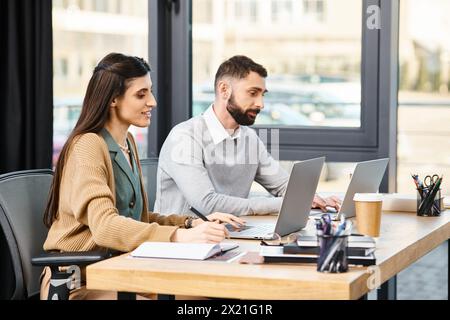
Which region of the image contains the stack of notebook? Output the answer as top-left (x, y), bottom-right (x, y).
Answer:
top-left (262, 235), bottom-right (376, 266)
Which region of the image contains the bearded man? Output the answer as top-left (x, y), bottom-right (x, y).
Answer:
top-left (154, 55), bottom-right (340, 217)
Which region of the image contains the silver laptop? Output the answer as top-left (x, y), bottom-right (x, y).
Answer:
top-left (310, 158), bottom-right (389, 219)
top-left (228, 157), bottom-right (325, 239)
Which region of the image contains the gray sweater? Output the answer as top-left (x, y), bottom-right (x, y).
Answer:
top-left (154, 107), bottom-right (289, 216)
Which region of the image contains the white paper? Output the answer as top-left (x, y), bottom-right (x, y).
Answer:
top-left (131, 242), bottom-right (238, 260)
top-left (382, 193), bottom-right (416, 212)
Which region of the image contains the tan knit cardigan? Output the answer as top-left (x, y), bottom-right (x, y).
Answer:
top-left (43, 132), bottom-right (188, 253)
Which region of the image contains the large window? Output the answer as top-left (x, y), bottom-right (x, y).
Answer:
top-left (190, 0), bottom-right (382, 192)
top-left (397, 0), bottom-right (450, 194)
top-left (150, 0), bottom-right (396, 192)
top-left (52, 0), bottom-right (148, 166)
top-left (192, 0), bottom-right (362, 128)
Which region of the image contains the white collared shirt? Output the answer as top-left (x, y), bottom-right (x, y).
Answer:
top-left (202, 105), bottom-right (241, 145)
top-left (155, 104), bottom-right (289, 217)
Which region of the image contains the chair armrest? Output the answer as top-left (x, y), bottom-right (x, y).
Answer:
top-left (31, 251), bottom-right (110, 267)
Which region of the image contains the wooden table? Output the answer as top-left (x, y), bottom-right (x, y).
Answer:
top-left (86, 211), bottom-right (450, 300)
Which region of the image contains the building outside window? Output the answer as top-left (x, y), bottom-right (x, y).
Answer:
top-left (397, 0), bottom-right (450, 195)
top-left (271, 0), bottom-right (294, 24)
top-left (52, 0), bottom-right (148, 166)
top-left (192, 0), bottom-right (362, 192)
top-left (232, 0), bottom-right (259, 24)
top-left (303, 0), bottom-right (325, 22)
top-left (193, 0), bottom-right (361, 129)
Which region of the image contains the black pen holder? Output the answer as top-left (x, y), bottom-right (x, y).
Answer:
top-left (317, 235), bottom-right (348, 273)
top-left (417, 188), bottom-right (442, 217)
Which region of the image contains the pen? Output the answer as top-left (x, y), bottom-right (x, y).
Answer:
top-left (189, 206), bottom-right (209, 221)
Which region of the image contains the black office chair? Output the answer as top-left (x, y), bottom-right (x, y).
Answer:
top-left (140, 158), bottom-right (159, 211)
top-left (0, 170), bottom-right (107, 300)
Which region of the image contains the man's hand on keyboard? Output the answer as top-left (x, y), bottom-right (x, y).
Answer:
top-left (312, 194), bottom-right (342, 212)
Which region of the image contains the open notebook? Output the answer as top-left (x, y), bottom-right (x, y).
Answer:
top-left (130, 242), bottom-right (238, 260)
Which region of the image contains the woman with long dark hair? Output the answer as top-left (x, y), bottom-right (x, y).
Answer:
top-left (41, 53), bottom-right (244, 299)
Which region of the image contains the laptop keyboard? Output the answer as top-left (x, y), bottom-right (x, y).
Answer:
top-left (227, 224), bottom-right (274, 237)
top-left (226, 224), bottom-right (251, 231)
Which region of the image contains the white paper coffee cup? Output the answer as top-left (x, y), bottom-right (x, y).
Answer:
top-left (353, 193), bottom-right (383, 202)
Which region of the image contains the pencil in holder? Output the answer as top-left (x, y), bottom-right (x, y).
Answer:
top-left (317, 235), bottom-right (348, 273)
top-left (417, 188), bottom-right (442, 217)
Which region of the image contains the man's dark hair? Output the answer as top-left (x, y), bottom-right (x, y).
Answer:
top-left (214, 55), bottom-right (267, 93)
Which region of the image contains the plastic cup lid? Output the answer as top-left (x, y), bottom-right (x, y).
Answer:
top-left (353, 193), bottom-right (383, 202)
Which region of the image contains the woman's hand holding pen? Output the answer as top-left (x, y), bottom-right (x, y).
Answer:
top-left (192, 212), bottom-right (246, 229)
top-left (172, 212), bottom-right (245, 243)
top-left (172, 222), bottom-right (229, 243)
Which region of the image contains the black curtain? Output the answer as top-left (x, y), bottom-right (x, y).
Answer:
top-left (0, 0), bottom-right (53, 174)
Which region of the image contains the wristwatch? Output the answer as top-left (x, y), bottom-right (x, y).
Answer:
top-left (184, 216), bottom-right (195, 229)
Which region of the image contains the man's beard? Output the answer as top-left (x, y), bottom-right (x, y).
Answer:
top-left (226, 94), bottom-right (260, 126)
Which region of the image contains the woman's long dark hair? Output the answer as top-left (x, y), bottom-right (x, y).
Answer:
top-left (44, 53), bottom-right (151, 228)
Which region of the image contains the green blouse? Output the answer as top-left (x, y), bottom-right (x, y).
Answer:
top-left (100, 128), bottom-right (143, 221)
